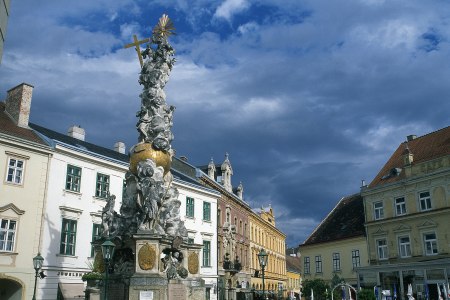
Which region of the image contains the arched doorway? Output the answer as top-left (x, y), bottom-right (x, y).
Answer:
top-left (0, 278), bottom-right (23, 300)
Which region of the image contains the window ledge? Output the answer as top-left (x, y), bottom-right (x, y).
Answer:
top-left (56, 254), bottom-right (78, 258)
top-left (0, 251), bottom-right (18, 256)
top-left (3, 181), bottom-right (24, 187)
top-left (92, 196), bottom-right (107, 201)
top-left (63, 189), bottom-right (82, 196)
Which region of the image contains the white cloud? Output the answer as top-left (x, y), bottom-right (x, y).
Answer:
top-left (350, 20), bottom-right (420, 50)
top-left (214, 0), bottom-right (250, 22)
top-left (237, 21), bottom-right (259, 35)
top-left (120, 22), bottom-right (142, 40)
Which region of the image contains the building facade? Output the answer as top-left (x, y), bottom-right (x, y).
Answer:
top-left (172, 159), bottom-right (220, 300)
top-left (0, 84), bottom-right (53, 299)
top-left (249, 205), bottom-right (287, 298)
top-left (299, 194), bottom-right (368, 288)
top-left (31, 123), bottom-right (129, 299)
top-left (286, 254), bottom-right (302, 299)
top-left (358, 128), bottom-right (450, 300)
top-left (199, 155), bottom-right (253, 299)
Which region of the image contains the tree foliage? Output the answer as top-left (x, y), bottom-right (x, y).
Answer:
top-left (358, 289), bottom-right (376, 300)
top-left (302, 279), bottom-right (329, 300)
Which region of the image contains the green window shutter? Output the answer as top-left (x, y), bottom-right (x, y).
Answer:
top-left (203, 202), bottom-right (211, 221)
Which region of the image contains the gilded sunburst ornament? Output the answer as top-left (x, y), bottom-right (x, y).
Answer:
top-left (153, 14), bottom-right (175, 39)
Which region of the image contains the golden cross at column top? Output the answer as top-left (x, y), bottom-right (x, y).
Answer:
top-left (124, 34), bottom-right (150, 68)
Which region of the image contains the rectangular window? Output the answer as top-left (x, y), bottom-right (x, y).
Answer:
top-left (60, 219), bottom-right (77, 256)
top-left (395, 197), bottom-right (407, 216)
top-left (315, 255), bottom-right (322, 273)
top-left (95, 173), bottom-right (110, 198)
top-left (304, 257), bottom-right (310, 274)
top-left (66, 165), bottom-right (82, 192)
top-left (352, 250), bottom-right (360, 268)
top-left (203, 240), bottom-right (211, 267)
top-left (423, 233), bottom-right (438, 255)
top-left (203, 202), bottom-right (211, 221)
top-left (398, 236), bottom-right (411, 258)
top-left (91, 223), bottom-right (102, 257)
top-left (186, 197), bottom-right (194, 218)
top-left (188, 238), bottom-right (194, 244)
top-left (376, 239), bottom-right (388, 260)
top-left (419, 191), bottom-right (432, 211)
top-left (374, 201), bottom-right (384, 220)
top-left (0, 219), bottom-right (17, 252)
top-left (6, 157), bottom-right (24, 185)
top-left (332, 253), bottom-right (341, 271)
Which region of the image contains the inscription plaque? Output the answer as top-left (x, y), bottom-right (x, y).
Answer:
top-left (140, 290), bottom-right (154, 300)
top-left (168, 283), bottom-right (186, 300)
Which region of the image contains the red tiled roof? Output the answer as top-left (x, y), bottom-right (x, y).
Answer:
top-left (0, 102), bottom-right (47, 145)
top-left (369, 126), bottom-right (450, 188)
top-left (301, 193), bottom-right (364, 246)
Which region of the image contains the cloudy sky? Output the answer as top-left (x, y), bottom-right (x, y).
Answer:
top-left (1, 0), bottom-right (449, 246)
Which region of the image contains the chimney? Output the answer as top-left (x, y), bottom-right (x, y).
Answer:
top-left (406, 135), bottom-right (417, 142)
top-left (5, 83), bottom-right (34, 128)
top-left (68, 125), bottom-right (85, 141)
top-left (180, 156), bottom-right (188, 162)
top-left (114, 141), bottom-right (126, 154)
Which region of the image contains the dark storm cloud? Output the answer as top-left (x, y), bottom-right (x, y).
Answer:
top-left (1, 0), bottom-right (449, 246)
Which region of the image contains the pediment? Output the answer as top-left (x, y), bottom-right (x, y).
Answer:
top-left (417, 219), bottom-right (437, 229)
top-left (393, 223), bottom-right (411, 233)
top-left (372, 226), bottom-right (388, 236)
top-left (0, 203), bottom-right (25, 215)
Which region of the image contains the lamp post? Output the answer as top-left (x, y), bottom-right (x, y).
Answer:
top-left (101, 239), bottom-right (116, 300)
top-left (32, 253), bottom-right (44, 300)
top-left (257, 249), bottom-right (268, 300)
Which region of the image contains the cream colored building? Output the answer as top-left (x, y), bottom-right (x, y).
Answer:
top-left (358, 128), bottom-right (450, 300)
top-left (299, 194), bottom-right (368, 287)
top-left (0, 84), bottom-right (52, 299)
top-left (250, 205), bottom-right (287, 297)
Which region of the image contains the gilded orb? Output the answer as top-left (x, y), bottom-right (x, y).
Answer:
top-left (129, 143), bottom-right (171, 174)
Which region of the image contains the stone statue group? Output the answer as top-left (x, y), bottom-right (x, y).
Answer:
top-left (100, 15), bottom-right (188, 280)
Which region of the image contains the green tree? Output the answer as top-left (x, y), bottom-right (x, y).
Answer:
top-left (330, 273), bottom-right (345, 300)
top-left (302, 279), bottom-right (328, 300)
top-left (358, 289), bottom-right (376, 300)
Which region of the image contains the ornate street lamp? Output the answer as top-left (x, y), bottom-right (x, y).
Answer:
top-left (32, 253), bottom-right (44, 300)
top-left (101, 239), bottom-right (116, 300)
top-left (257, 249), bottom-right (268, 300)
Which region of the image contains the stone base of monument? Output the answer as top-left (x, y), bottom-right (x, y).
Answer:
top-left (94, 234), bottom-right (205, 300)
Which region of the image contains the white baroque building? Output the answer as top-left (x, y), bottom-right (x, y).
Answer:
top-left (31, 123), bottom-right (129, 299)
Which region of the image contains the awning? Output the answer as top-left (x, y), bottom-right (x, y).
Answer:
top-left (58, 283), bottom-right (85, 299)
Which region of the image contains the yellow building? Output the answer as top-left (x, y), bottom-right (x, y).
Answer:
top-left (358, 127), bottom-right (450, 300)
top-left (299, 194), bottom-right (368, 287)
top-left (0, 84), bottom-right (52, 298)
top-left (286, 255), bottom-right (302, 299)
top-left (250, 205), bottom-right (287, 297)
